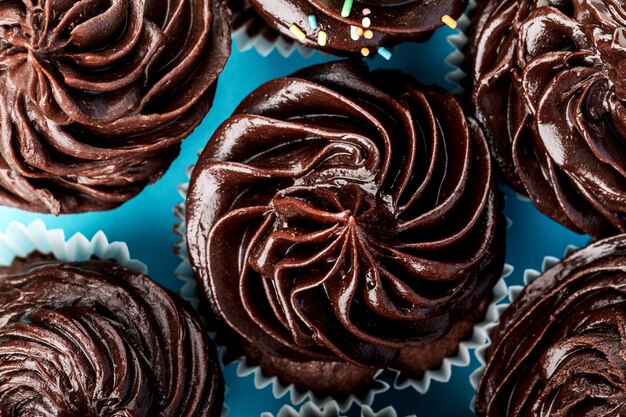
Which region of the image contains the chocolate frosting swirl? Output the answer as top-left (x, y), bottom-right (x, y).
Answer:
top-left (469, 0), bottom-right (626, 237)
top-left (0, 0), bottom-right (231, 214)
top-left (0, 258), bottom-right (223, 417)
top-left (186, 61), bottom-right (506, 369)
top-left (475, 235), bottom-right (626, 417)
top-left (245, 0), bottom-right (466, 54)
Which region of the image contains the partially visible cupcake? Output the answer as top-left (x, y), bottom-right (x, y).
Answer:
top-left (0, 0), bottom-right (231, 214)
top-left (468, 0), bottom-right (626, 238)
top-left (185, 60), bottom-right (507, 399)
top-left (0, 256), bottom-right (223, 416)
top-left (475, 234), bottom-right (626, 417)
top-left (235, 0), bottom-right (466, 56)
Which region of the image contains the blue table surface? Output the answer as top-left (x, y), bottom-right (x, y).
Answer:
top-left (0, 26), bottom-right (592, 417)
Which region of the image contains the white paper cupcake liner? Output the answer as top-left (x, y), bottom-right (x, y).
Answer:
top-left (468, 244), bottom-right (581, 411)
top-left (262, 402), bottom-right (417, 417)
top-left (174, 164), bottom-right (388, 412)
top-left (442, 0), bottom-right (476, 96)
top-left (0, 219), bottom-right (147, 273)
top-left (175, 162), bottom-right (514, 409)
top-left (234, 356), bottom-right (387, 411)
top-left (0, 219), bottom-right (230, 417)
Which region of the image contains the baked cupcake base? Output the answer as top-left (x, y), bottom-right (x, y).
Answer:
top-left (175, 170), bottom-right (512, 408)
top-left (0, 220), bottom-right (225, 417)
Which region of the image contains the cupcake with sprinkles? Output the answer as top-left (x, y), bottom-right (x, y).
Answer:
top-left (235, 0), bottom-right (466, 56)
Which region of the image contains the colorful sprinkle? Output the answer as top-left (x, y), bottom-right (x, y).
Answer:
top-left (377, 46), bottom-right (392, 60)
top-left (364, 29), bottom-right (374, 39)
top-left (362, 8), bottom-right (371, 15)
top-left (308, 15), bottom-right (318, 29)
top-left (361, 47), bottom-right (370, 57)
top-left (362, 17), bottom-right (371, 28)
top-left (441, 14), bottom-right (458, 29)
top-left (289, 24), bottom-right (307, 41)
top-left (318, 30), bottom-right (328, 46)
top-left (350, 25), bottom-right (360, 40)
top-left (341, 0), bottom-right (353, 17)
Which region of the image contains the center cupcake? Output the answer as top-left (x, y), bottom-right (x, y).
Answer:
top-left (185, 60), bottom-right (507, 397)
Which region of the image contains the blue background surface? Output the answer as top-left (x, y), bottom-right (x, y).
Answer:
top-left (0, 27), bottom-right (592, 417)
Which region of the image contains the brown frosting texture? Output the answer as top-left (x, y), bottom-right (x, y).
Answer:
top-left (186, 61), bottom-right (506, 369)
top-left (469, 0), bottom-right (626, 238)
top-left (475, 235), bottom-right (626, 417)
top-left (0, 259), bottom-right (223, 417)
top-left (245, 0), bottom-right (466, 54)
top-left (230, 0), bottom-right (291, 47)
top-left (0, 0), bottom-right (231, 214)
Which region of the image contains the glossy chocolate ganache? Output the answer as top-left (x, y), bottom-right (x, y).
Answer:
top-left (0, 0), bottom-right (231, 214)
top-left (469, 0), bottom-right (626, 238)
top-left (186, 61), bottom-right (506, 394)
top-left (244, 0), bottom-right (466, 54)
top-left (475, 235), bottom-right (626, 417)
top-left (0, 258), bottom-right (223, 417)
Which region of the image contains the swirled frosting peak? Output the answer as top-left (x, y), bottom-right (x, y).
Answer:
top-left (0, 0), bottom-right (231, 214)
top-left (476, 235), bottom-right (626, 417)
top-left (0, 258), bottom-right (223, 417)
top-left (186, 61), bottom-right (506, 371)
top-left (469, 0), bottom-right (626, 237)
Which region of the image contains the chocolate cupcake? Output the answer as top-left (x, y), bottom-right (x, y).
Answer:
top-left (0, 256), bottom-right (223, 416)
top-left (186, 60), bottom-right (506, 397)
top-left (238, 0), bottom-right (466, 55)
top-left (475, 235), bottom-right (626, 417)
top-left (468, 0), bottom-right (626, 238)
top-left (0, 0), bottom-right (231, 214)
